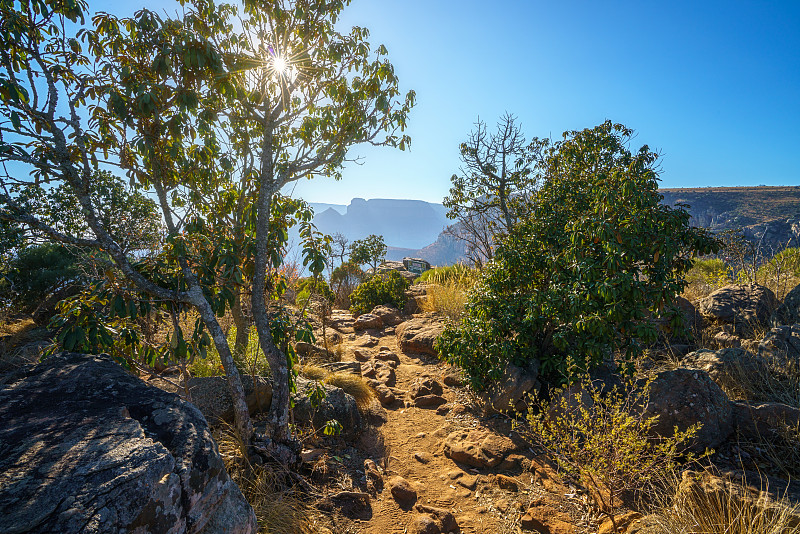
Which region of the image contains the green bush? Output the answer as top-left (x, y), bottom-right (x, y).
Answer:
top-left (436, 122), bottom-right (719, 388)
top-left (349, 270), bottom-right (410, 316)
top-left (416, 263), bottom-right (478, 288)
top-left (295, 277), bottom-right (335, 307)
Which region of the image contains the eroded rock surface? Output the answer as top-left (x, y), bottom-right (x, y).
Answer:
top-left (395, 315), bottom-right (447, 356)
top-left (0, 353), bottom-right (256, 534)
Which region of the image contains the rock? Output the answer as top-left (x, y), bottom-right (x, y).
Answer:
top-left (414, 451), bottom-right (433, 464)
top-left (697, 284), bottom-right (779, 336)
top-left (317, 491), bottom-right (372, 520)
top-left (521, 504), bottom-right (576, 533)
top-left (396, 315), bottom-right (447, 356)
top-left (0, 353), bottom-right (257, 534)
top-left (758, 325), bottom-right (800, 367)
top-left (294, 341), bottom-right (333, 360)
top-left (353, 349), bottom-right (372, 361)
top-left (184, 375), bottom-right (272, 424)
top-left (413, 504), bottom-right (458, 533)
top-left (436, 403), bottom-right (451, 415)
top-left (415, 394), bottom-right (447, 408)
top-left (409, 376), bottom-right (444, 398)
top-left (479, 362), bottom-right (540, 414)
top-left (292, 377), bottom-right (362, 438)
top-left (404, 284), bottom-right (433, 314)
top-left (713, 330), bottom-right (743, 348)
top-left (364, 459), bottom-right (383, 493)
top-left (370, 305), bottom-right (404, 326)
top-left (442, 369), bottom-right (464, 387)
top-left (683, 348), bottom-right (767, 391)
top-left (443, 428), bottom-right (519, 468)
top-left (374, 384), bottom-right (396, 406)
top-left (354, 313), bottom-right (384, 331)
top-left (771, 282), bottom-right (800, 326)
top-left (496, 474), bottom-right (519, 491)
top-left (319, 361), bottom-right (362, 375)
top-left (357, 335), bottom-right (380, 348)
top-left (598, 511), bottom-right (642, 534)
top-left (361, 359), bottom-right (396, 387)
top-left (643, 368), bottom-right (733, 451)
top-left (374, 350), bottom-right (401, 366)
top-left (328, 310), bottom-right (356, 332)
top-left (731, 401), bottom-right (800, 440)
top-left (410, 514), bottom-right (440, 534)
top-left (389, 476), bottom-right (417, 508)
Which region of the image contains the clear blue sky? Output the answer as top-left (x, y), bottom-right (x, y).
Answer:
top-left (95, 0), bottom-right (800, 205)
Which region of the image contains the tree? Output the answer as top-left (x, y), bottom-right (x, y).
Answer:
top-left (437, 122), bottom-right (719, 387)
top-left (0, 0), bottom-right (414, 458)
top-left (443, 113), bottom-right (547, 264)
top-left (350, 234), bottom-right (387, 272)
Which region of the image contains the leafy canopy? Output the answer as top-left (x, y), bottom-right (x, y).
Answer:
top-left (437, 121), bottom-right (719, 387)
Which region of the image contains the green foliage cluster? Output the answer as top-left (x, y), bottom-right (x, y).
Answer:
top-left (294, 277), bottom-right (335, 307)
top-left (522, 374), bottom-right (700, 533)
top-left (349, 270), bottom-right (410, 316)
top-left (437, 122), bottom-right (719, 387)
top-left (349, 234), bottom-right (386, 271)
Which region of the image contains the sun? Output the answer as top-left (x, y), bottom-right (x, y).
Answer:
top-left (272, 56), bottom-right (289, 75)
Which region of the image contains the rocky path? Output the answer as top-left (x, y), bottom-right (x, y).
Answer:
top-left (322, 310), bottom-right (586, 534)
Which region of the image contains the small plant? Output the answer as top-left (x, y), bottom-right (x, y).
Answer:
top-left (420, 281), bottom-right (469, 323)
top-left (520, 373), bottom-right (700, 533)
top-left (682, 257), bottom-right (732, 301)
top-left (349, 270), bottom-right (410, 316)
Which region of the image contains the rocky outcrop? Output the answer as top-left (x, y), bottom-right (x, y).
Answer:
top-left (370, 305), bottom-right (404, 326)
top-left (443, 428), bottom-right (520, 469)
top-left (731, 401), bottom-right (800, 441)
top-left (404, 284), bottom-right (432, 314)
top-left (396, 315), bottom-right (447, 356)
top-left (643, 368), bottom-right (733, 451)
top-left (0, 353), bottom-right (256, 534)
top-left (697, 284), bottom-right (779, 336)
top-left (682, 348), bottom-right (767, 392)
top-left (188, 375), bottom-right (272, 424)
top-left (292, 376), bottom-right (362, 438)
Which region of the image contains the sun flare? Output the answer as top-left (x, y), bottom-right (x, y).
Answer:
top-left (272, 56), bottom-right (288, 75)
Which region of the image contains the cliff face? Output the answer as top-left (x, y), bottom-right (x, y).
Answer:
top-left (660, 187), bottom-right (800, 248)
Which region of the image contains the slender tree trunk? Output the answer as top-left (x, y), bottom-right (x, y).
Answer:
top-left (231, 291), bottom-right (250, 361)
top-left (192, 288), bottom-right (253, 447)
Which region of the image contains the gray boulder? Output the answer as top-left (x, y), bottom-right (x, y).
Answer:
top-left (643, 368), bottom-right (733, 452)
top-left (771, 282), bottom-right (800, 326)
top-left (292, 376), bottom-right (362, 439)
top-left (370, 305), bottom-right (404, 326)
top-left (731, 401), bottom-right (800, 441)
top-left (188, 375), bottom-right (272, 424)
top-left (0, 353), bottom-right (256, 534)
top-left (682, 348), bottom-right (767, 391)
top-left (697, 284), bottom-right (779, 336)
top-left (479, 362), bottom-right (541, 414)
top-left (758, 324), bottom-right (800, 367)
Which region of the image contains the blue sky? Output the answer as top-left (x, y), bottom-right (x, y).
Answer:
top-left (95, 0), bottom-right (800, 205)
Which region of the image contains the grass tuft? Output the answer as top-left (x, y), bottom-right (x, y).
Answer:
top-left (324, 372), bottom-right (375, 410)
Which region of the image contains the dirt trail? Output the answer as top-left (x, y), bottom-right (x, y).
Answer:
top-left (346, 331), bottom-right (507, 533)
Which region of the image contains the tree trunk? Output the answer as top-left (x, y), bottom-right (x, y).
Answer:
top-left (231, 291), bottom-right (250, 362)
top-left (193, 289), bottom-right (253, 448)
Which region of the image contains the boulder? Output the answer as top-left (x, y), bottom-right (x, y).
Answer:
top-left (414, 394), bottom-right (447, 408)
top-left (409, 376), bottom-right (444, 398)
top-left (0, 353), bottom-right (256, 534)
top-left (443, 428), bottom-right (520, 468)
top-left (404, 284), bottom-right (433, 314)
top-left (353, 313), bottom-right (384, 331)
top-left (697, 284), bottom-right (779, 336)
top-left (643, 368), bottom-right (733, 452)
top-left (396, 315), bottom-right (447, 356)
top-left (479, 362), bottom-right (540, 414)
top-left (731, 401), bottom-right (800, 441)
top-left (187, 375), bottom-right (272, 424)
top-left (319, 361), bottom-right (362, 375)
top-left (411, 504), bottom-right (457, 534)
top-left (370, 305), bottom-right (404, 326)
top-left (758, 325), bottom-right (800, 367)
top-left (361, 359), bottom-right (396, 387)
top-left (292, 377), bottom-right (362, 438)
top-left (293, 341), bottom-right (333, 360)
top-left (771, 282), bottom-right (800, 326)
top-left (389, 476), bottom-right (417, 508)
top-left (682, 348), bottom-right (767, 392)
top-left (328, 310), bottom-right (355, 332)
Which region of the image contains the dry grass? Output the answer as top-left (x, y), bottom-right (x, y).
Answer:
top-left (420, 281), bottom-right (469, 323)
top-left (214, 425), bottom-right (315, 534)
top-left (737, 422), bottom-right (800, 481)
top-left (720, 354), bottom-right (800, 410)
top-left (648, 469), bottom-right (800, 534)
top-left (324, 372), bottom-right (375, 410)
top-left (298, 365), bottom-right (376, 411)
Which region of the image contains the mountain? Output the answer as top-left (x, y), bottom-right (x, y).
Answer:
top-left (310, 198), bottom-right (450, 250)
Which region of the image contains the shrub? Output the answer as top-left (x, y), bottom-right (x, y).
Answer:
top-left (437, 122), bottom-right (719, 387)
top-left (521, 374), bottom-right (700, 533)
top-left (420, 282), bottom-right (469, 323)
top-left (682, 257), bottom-right (731, 301)
top-left (294, 277), bottom-right (335, 308)
top-left (349, 270), bottom-right (410, 316)
top-left (416, 263), bottom-right (478, 287)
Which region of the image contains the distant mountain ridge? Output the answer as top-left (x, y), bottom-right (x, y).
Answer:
top-left (303, 186), bottom-right (800, 269)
